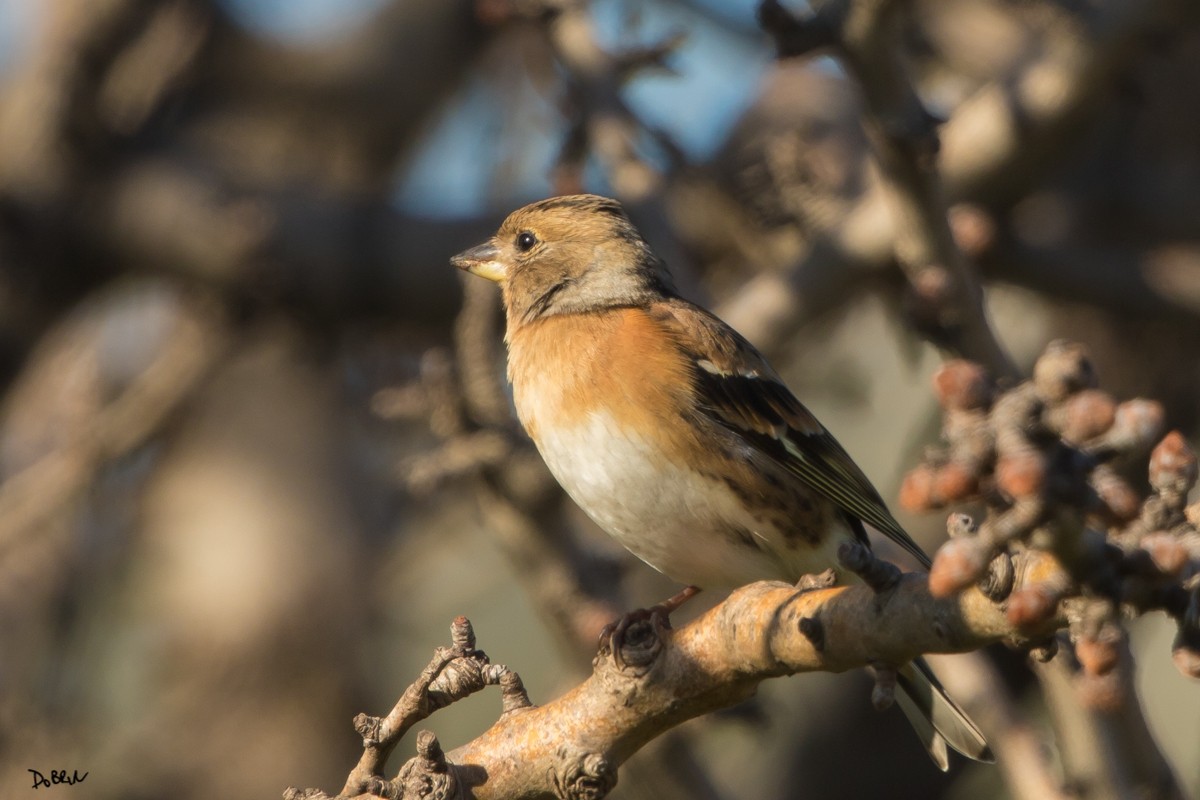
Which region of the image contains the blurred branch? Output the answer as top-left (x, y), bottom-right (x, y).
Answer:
top-left (0, 286), bottom-right (229, 561)
top-left (0, 0), bottom-right (497, 366)
top-left (724, 0), bottom-right (1199, 357)
top-left (926, 651), bottom-right (1072, 800)
top-left (0, 286), bottom-right (231, 786)
top-left (94, 163), bottom-right (489, 325)
top-left (937, 0), bottom-right (1194, 205)
top-left (531, 1), bottom-right (680, 199)
top-left (208, 0), bottom-right (486, 147)
top-left (760, 0), bottom-right (1016, 377)
top-left (0, 0), bottom-right (196, 200)
top-left (981, 236), bottom-right (1200, 323)
top-left (1037, 647), bottom-right (1184, 800)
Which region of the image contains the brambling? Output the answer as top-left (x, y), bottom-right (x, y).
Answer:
top-left (451, 194), bottom-right (992, 769)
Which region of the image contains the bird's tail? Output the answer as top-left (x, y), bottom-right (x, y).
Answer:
top-left (894, 658), bottom-right (993, 771)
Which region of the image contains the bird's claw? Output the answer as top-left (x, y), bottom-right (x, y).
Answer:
top-left (838, 541), bottom-right (901, 594)
top-left (795, 568), bottom-right (839, 592)
top-left (598, 586), bottom-right (700, 670)
top-left (599, 607), bottom-right (665, 670)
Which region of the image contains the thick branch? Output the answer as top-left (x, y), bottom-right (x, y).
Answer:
top-left (445, 575), bottom-right (1056, 799)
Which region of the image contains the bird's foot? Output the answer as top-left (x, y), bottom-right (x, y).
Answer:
top-left (838, 541), bottom-right (901, 595)
top-left (599, 585), bottom-right (700, 670)
top-left (795, 568), bottom-right (838, 592)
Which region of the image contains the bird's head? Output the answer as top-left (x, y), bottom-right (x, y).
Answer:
top-left (451, 194), bottom-right (672, 327)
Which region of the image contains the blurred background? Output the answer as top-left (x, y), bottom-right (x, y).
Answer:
top-left (1, 0), bottom-right (1199, 798)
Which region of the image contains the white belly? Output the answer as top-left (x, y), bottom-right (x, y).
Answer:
top-left (533, 411), bottom-right (846, 587)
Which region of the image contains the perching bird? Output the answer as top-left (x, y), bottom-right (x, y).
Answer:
top-left (451, 194), bottom-right (992, 769)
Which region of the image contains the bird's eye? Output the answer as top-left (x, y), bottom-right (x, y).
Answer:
top-left (516, 231), bottom-right (537, 252)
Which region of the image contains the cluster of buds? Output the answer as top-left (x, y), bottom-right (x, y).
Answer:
top-left (900, 341), bottom-right (1200, 692)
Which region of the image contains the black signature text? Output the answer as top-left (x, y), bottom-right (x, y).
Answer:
top-left (29, 769), bottom-right (88, 789)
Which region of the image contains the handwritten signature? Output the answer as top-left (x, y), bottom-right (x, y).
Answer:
top-left (29, 769), bottom-right (88, 789)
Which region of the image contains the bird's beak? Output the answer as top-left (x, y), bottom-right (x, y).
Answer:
top-left (451, 242), bottom-right (506, 283)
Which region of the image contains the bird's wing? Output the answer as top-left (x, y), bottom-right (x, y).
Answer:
top-left (651, 299), bottom-right (931, 569)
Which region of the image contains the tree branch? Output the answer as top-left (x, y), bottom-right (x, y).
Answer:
top-left (721, 0), bottom-right (1199, 360)
top-left (292, 568), bottom-right (1062, 800)
top-left (760, 0), bottom-right (1016, 377)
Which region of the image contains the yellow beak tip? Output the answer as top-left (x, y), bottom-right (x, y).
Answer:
top-left (466, 262), bottom-right (506, 282)
top-left (451, 243), bottom-right (506, 283)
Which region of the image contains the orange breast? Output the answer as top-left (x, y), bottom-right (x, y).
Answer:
top-left (507, 308), bottom-right (696, 455)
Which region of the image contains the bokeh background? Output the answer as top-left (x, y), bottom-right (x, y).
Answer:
top-left (1, 0), bottom-right (1199, 798)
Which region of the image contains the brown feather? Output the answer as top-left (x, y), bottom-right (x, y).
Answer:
top-left (648, 299), bottom-right (932, 569)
